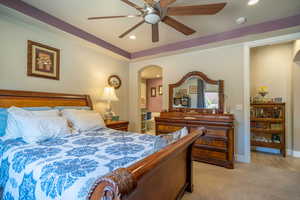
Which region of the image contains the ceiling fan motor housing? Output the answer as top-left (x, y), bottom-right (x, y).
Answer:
top-left (144, 6), bottom-right (161, 24)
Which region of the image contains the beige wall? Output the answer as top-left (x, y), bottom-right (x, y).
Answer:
top-left (129, 44), bottom-right (246, 156)
top-left (292, 40), bottom-right (300, 151)
top-left (250, 43), bottom-right (294, 150)
top-left (0, 14), bottom-right (130, 120)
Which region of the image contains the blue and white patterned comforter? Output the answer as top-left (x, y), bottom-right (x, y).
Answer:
top-left (0, 128), bottom-right (163, 200)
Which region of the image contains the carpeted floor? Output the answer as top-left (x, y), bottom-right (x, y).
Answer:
top-left (183, 152), bottom-right (300, 200)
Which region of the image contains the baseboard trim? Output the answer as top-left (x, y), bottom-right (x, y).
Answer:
top-left (292, 150), bottom-right (300, 158)
top-left (235, 154), bottom-right (250, 163)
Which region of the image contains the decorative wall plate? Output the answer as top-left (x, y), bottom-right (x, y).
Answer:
top-left (108, 75), bottom-right (122, 89)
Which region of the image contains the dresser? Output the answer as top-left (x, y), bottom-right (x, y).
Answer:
top-left (105, 120), bottom-right (129, 131)
top-left (155, 112), bottom-right (235, 169)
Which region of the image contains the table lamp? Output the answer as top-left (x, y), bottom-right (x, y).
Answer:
top-left (101, 86), bottom-right (119, 120)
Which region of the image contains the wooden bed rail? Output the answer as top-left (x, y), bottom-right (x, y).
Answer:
top-left (89, 128), bottom-right (205, 200)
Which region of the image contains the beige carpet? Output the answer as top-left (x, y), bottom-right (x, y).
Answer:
top-left (183, 153), bottom-right (300, 200)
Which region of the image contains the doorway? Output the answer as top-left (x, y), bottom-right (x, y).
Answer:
top-left (244, 33), bottom-right (300, 163)
top-left (138, 66), bottom-right (163, 134)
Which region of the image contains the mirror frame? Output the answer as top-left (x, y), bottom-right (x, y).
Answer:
top-left (169, 71), bottom-right (224, 114)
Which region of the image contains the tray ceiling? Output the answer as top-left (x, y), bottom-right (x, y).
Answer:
top-left (13, 0), bottom-right (300, 52)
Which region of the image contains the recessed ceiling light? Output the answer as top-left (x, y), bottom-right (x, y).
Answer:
top-left (248, 0), bottom-right (260, 6)
top-left (236, 17), bottom-right (247, 25)
top-left (129, 35), bottom-right (136, 40)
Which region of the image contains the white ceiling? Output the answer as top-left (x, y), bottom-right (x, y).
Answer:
top-left (21, 0), bottom-right (300, 52)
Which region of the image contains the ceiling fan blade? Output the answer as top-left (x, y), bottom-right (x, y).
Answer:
top-left (119, 20), bottom-right (145, 38)
top-left (143, 0), bottom-right (155, 5)
top-left (152, 24), bottom-right (159, 42)
top-left (121, 0), bottom-right (143, 12)
top-left (162, 16), bottom-right (195, 35)
top-left (160, 0), bottom-right (177, 8)
top-left (167, 3), bottom-right (226, 16)
top-left (88, 15), bottom-right (141, 20)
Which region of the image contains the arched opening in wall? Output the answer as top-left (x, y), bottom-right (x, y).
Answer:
top-left (138, 65), bottom-right (163, 134)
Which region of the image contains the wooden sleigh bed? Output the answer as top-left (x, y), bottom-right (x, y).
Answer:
top-left (0, 89), bottom-right (204, 200)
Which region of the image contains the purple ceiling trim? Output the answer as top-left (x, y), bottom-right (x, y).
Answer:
top-left (0, 0), bottom-right (131, 59)
top-left (131, 13), bottom-right (300, 59)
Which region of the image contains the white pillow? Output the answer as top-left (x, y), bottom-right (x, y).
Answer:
top-left (62, 110), bottom-right (105, 132)
top-left (4, 107), bottom-right (60, 140)
top-left (15, 115), bottom-right (70, 143)
top-left (32, 109), bottom-right (60, 117)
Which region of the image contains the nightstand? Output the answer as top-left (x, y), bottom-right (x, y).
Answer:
top-left (105, 120), bottom-right (129, 131)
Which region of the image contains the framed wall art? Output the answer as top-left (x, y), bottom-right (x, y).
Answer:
top-left (151, 87), bottom-right (156, 97)
top-left (27, 40), bottom-right (60, 80)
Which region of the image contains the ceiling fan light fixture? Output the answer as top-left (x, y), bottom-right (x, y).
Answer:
top-left (144, 13), bottom-right (160, 24)
top-left (236, 17), bottom-right (247, 25)
top-left (129, 35), bottom-right (136, 40)
top-left (248, 0), bottom-right (260, 6)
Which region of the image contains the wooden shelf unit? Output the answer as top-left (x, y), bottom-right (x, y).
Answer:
top-left (250, 103), bottom-right (286, 157)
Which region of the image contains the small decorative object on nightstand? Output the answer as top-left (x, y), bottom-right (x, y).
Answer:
top-left (101, 86), bottom-right (119, 120)
top-left (106, 120), bottom-right (129, 131)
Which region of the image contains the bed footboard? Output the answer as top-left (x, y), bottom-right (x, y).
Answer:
top-left (89, 128), bottom-right (204, 200)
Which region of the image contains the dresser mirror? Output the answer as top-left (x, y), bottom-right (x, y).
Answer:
top-left (169, 71), bottom-right (224, 113)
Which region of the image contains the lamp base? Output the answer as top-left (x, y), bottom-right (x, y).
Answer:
top-left (104, 108), bottom-right (115, 121)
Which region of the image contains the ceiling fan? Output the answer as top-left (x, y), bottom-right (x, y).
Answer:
top-left (88, 0), bottom-right (226, 43)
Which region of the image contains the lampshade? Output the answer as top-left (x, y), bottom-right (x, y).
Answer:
top-left (101, 86), bottom-right (119, 101)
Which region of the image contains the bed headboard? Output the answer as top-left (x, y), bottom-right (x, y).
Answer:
top-left (0, 89), bottom-right (93, 109)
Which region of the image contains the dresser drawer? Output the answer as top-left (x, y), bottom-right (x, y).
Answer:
top-left (206, 129), bottom-right (227, 137)
top-left (157, 125), bottom-right (182, 133)
top-left (192, 147), bottom-right (227, 161)
top-left (195, 137), bottom-right (227, 149)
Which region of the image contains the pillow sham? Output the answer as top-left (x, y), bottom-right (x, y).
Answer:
top-left (54, 106), bottom-right (91, 111)
top-left (14, 115), bottom-right (70, 143)
top-left (4, 107), bottom-right (59, 140)
top-left (62, 109), bottom-right (105, 132)
top-left (158, 127), bottom-right (188, 145)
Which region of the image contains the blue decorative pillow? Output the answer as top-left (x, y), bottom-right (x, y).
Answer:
top-left (0, 107), bottom-right (52, 137)
top-left (54, 106), bottom-right (91, 111)
top-left (0, 109), bottom-right (8, 137)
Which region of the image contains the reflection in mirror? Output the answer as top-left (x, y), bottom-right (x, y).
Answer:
top-left (172, 76), bottom-right (219, 109)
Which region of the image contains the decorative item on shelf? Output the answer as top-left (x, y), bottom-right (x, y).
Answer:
top-left (27, 40), bottom-right (60, 80)
top-left (272, 134), bottom-right (281, 143)
top-left (257, 86), bottom-right (269, 102)
top-left (258, 86), bottom-right (268, 97)
top-left (274, 97), bottom-right (283, 103)
top-left (101, 86), bottom-right (119, 121)
top-left (151, 87), bottom-right (156, 97)
top-left (108, 75), bottom-right (122, 89)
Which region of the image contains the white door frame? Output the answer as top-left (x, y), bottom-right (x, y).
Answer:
top-left (243, 32), bottom-right (300, 163)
